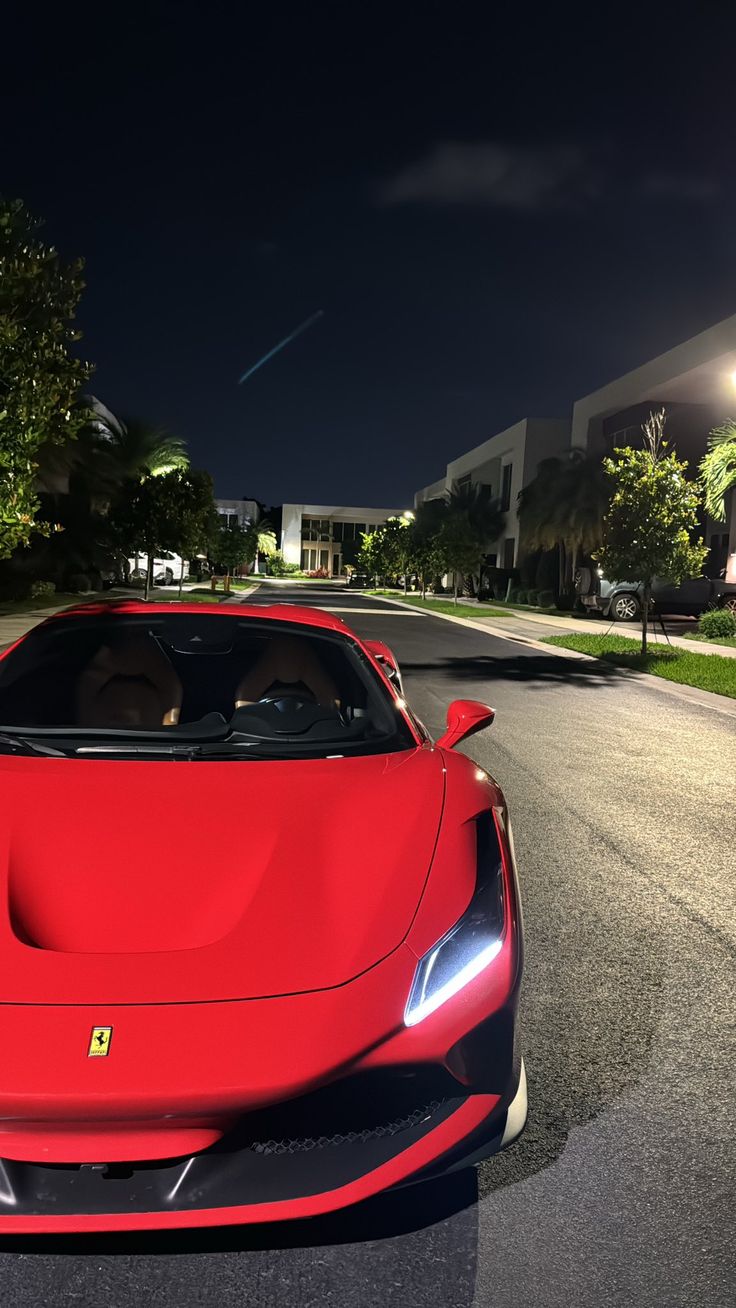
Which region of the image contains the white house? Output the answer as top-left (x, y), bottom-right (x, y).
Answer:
top-left (281, 504), bottom-right (405, 575)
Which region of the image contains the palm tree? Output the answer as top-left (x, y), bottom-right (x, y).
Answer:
top-left (81, 400), bottom-right (189, 496)
top-left (700, 421), bottom-right (736, 522)
top-left (445, 482), bottom-right (506, 596)
top-left (518, 450), bottom-right (611, 595)
top-left (243, 519), bottom-right (277, 574)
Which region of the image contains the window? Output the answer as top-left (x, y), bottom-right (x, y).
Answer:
top-left (355, 523), bottom-right (366, 538)
top-left (332, 521), bottom-right (344, 542)
top-left (302, 517), bottom-right (330, 541)
top-left (456, 474), bottom-right (471, 490)
top-left (219, 510), bottom-right (239, 529)
top-left (501, 463), bottom-right (513, 512)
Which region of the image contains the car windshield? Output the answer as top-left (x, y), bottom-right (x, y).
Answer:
top-left (0, 613), bottom-right (415, 760)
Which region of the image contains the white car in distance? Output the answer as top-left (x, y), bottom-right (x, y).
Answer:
top-left (127, 552), bottom-right (188, 585)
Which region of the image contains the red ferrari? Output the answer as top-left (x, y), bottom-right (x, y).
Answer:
top-left (0, 600), bottom-right (525, 1233)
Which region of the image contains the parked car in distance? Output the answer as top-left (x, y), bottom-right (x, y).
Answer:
top-left (575, 568), bottom-right (736, 621)
top-left (128, 552), bottom-right (188, 585)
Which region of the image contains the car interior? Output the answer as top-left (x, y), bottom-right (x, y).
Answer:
top-left (0, 614), bottom-right (410, 752)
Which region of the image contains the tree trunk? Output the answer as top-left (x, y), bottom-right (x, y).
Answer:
top-left (453, 572), bottom-right (458, 605)
top-left (640, 583), bottom-right (650, 656)
top-left (145, 555), bottom-right (153, 601)
top-left (570, 542), bottom-right (578, 594)
top-left (558, 541), bottom-right (565, 595)
top-left (178, 569), bottom-right (184, 600)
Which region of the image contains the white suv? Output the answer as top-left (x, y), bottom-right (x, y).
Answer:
top-left (128, 552), bottom-right (188, 585)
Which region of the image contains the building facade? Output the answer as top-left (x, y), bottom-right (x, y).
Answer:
top-left (569, 314), bottom-right (736, 580)
top-left (415, 418), bottom-right (571, 567)
top-left (281, 504), bottom-right (405, 575)
top-left (415, 313), bottom-right (736, 581)
top-left (214, 497), bottom-right (261, 529)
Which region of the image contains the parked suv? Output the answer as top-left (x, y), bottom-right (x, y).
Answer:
top-left (575, 569), bottom-right (736, 621)
top-left (127, 552), bottom-right (188, 585)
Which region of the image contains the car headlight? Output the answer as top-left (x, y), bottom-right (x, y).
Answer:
top-left (404, 810), bottom-right (506, 1026)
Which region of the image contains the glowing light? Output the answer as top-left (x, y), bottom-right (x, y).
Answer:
top-left (730, 368), bottom-right (736, 392)
top-left (404, 939), bottom-right (503, 1026)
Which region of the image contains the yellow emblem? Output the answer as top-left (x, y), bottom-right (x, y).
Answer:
top-left (88, 1026), bottom-right (113, 1057)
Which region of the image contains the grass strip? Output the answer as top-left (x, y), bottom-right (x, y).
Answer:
top-left (542, 633), bottom-right (736, 699)
top-left (366, 592), bottom-right (513, 619)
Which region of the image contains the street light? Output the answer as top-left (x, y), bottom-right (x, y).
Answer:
top-left (402, 509), bottom-right (415, 521)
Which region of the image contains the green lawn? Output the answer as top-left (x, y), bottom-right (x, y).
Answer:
top-left (0, 590), bottom-right (130, 615)
top-left (542, 633), bottom-right (736, 698)
top-left (682, 632), bottom-right (736, 649)
top-left (366, 591), bottom-right (513, 619)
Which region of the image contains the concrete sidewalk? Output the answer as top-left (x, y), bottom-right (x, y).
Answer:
top-left (369, 593), bottom-right (736, 659)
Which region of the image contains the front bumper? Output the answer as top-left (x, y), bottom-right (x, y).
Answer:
top-left (0, 1063), bottom-right (524, 1233)
top-left (0, 935), bottom-right (522, 1232)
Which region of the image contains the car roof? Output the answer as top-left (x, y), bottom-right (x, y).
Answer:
top-left (41, 600), bottom-right (352, 635)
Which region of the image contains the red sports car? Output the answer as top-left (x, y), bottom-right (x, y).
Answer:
top-left (0, 600), bottom-right (525, 1233)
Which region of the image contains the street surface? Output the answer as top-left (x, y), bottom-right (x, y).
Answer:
top-left (1, 582), bottom-right (734, 1307)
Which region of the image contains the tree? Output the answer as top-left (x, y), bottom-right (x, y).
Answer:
top-left (111, 468), bottom-right (207, 598)
top-left (595, 410), bottom-right (707, 654)
top-left (445, 482), bottom-right (506, 595)
top-left (356, 517), bottom-right (414, 587)
top-left (700, 421), bottom-right (736, 524)
top-left (435, 511), bottom-right (485, 604)
top-left (77, 401), bottom-right (189, 501)
top-left (518, 450), bottom-right (611, 596)
top-left (241, 519), bottom-right (277, 574)
top-left (357, 528), bottom-right (385, 583)
top-left (159, 469), bottom-right (217, 597)
top-left (412, 498), bottom-right (448, 597)
top-left (212, 521), bottom-right (252, 581)
top-left (0, 198), bottom-right (91, 558)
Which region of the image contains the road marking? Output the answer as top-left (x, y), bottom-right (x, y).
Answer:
top-left (321, 607), bottom-right (421, 615)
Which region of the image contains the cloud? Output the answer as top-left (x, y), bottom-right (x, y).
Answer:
top-left (377, 141), bottom-right (596, 211)
top-left (638, 173), bottom-right (720, 202)
top-left (377, 141), bottom-right (720, 213)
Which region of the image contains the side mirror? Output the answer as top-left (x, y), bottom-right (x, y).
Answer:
top-left (436, 699), bottom-right (495, 750)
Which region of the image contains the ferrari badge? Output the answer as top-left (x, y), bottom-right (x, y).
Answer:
top-left (88, 1026), bottom-right (113, 1057)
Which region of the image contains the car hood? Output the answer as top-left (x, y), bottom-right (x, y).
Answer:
top-left (0, 748), bottom-right (444, 1004)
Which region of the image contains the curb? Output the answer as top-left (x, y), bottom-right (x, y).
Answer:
top-left (365, 594), bottom-right (736, 719)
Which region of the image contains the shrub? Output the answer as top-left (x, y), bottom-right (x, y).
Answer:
top-left (67, 573), bottom-right (91, 593)
top-left (306, 567), bottom-right (330, 578)
top-left (699, 607), bottom-right (736, 639)
top-left (537, 589), bottom-right (556, 607)
top-left (525, 589), bottom-right (539, 606)
top-left (29, 579), bottom-right (56, 601)
top-left (513, 588), bottom-right (527, 605)
top-left (268, 551), bottom-right (300, 576)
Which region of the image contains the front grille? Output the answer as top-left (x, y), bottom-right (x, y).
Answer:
top-left (249, 1099), bottom-right (446, 1156)
top-left (1, 1067), bottom-right (467, 1216)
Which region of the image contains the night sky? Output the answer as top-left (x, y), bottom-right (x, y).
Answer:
top-left (5, 2), bottom-right (736, 506)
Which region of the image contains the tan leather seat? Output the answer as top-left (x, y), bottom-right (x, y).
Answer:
top-left (76, 636), bottom-right (183, 729)
top-left (235, 635), bottom-right (339, 710)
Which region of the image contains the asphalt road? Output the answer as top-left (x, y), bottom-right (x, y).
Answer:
top-left (1, 583), bottom-right (734, 1307)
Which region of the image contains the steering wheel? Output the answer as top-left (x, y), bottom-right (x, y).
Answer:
top-left (232, 685), bottom-right (343, 736)
top-left (257, 685), bottom-right (318, 707)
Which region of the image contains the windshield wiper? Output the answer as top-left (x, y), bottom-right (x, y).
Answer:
top-left (0, 731), bottom-right (67, 758)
